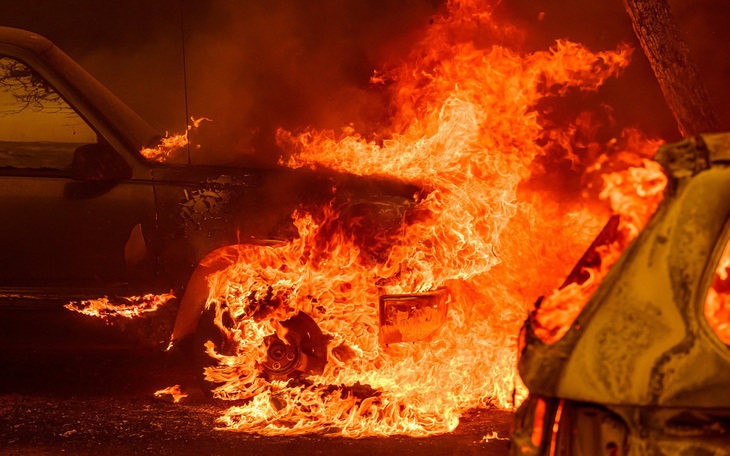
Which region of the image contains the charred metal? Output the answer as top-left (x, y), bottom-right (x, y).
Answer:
top-left (512, 133), bottom-right (730, 455)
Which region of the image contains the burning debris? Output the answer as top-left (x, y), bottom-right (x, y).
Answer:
top-left (65, 293), bottom-right (176, 322)
top-left (154, 384), bottom-right (189, 404)
top-left (140, 117), bottom-right (211, 163)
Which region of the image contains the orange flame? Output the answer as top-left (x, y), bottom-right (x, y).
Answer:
top-left (64, 292), bottom-right (175, 322)
top-left (140, 117), bottom-right (211, 162)
top-left (193, 0), bottom-right (667, 437)
top-left (705, 239), bottom-right (730, 344)
top-left (154, 384), bottom-right (189, 403)
top-left (534, 150), bottom-right (667, 344)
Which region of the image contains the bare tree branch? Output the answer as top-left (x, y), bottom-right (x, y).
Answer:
top-left (0, 58), bottom-right (72, 115)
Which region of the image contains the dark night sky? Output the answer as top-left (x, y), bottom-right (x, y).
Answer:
top-left (2, 0), bottom-right (729, 165)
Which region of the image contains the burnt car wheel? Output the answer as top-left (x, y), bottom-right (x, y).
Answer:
top-left (191, 305), bottom-right (330, 396)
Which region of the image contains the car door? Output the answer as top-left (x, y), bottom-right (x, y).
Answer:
top-left (0, 55), bottom-right (157, 292)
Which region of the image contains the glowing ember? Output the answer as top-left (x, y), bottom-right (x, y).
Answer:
top-left (140, 117), bottom-right (211, 162)
top-left (705, 238), bottom-right (730, 345)
top-left (154, 384), bottom-right (188, 403)
top-left (482, 431), bottom-right (509, 442)
top-left (194, 0), bottom-right (667, 438)
top-left (65, 292), bottom-right (175, 322)
top-left (531, 397), bottom-right (546, 447)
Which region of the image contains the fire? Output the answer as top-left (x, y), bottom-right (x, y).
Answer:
top-left (65, 292), bottom-right (175, 322)
top-left (705, 238), bottom-right (730, 344)
top-left (193, 0), bottom-right (667, 437)
top-left (140, 117), bottom-right (211, 162)
top-left (533, 152), bottom-right (667, 343)
top-left (154, 384), bottom-right (189, 403)
top-left (482, 430), bottom-right (509, 443)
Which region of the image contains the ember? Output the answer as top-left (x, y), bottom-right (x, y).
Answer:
top-left (154, 384), bottom-right (189, 403)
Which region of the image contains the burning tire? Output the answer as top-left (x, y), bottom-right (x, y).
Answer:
top-left (261, 312), bottom-right (329, 381)
top-left (192, 305), bottom-right (329, 396)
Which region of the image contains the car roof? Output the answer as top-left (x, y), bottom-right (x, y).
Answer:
top-left (0, 27), bottom-right (54, 56)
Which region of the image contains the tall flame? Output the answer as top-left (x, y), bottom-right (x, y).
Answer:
top-left (195, 0), bottom-right (667, 437)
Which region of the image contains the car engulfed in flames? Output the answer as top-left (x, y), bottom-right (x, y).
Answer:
top-left (512, 133), bottom-right (730, 456)
top-left (39, 0), bottom-right (705, 442)
top-left (153, 0), bottom-right (672, 437)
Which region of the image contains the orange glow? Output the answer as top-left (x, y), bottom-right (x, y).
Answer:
top-left (533, 152), bottom-right (666, 344)
top-left (154, 384), bottom-right (188, 403)
top-left (64, 292), bottom-right (175, 322)
top-left (705, 238), bottom-right (730, 344)
top-left (549, 399), bottom-right (564, 456)
top-left (531, 397), bottom-right (546, 447)
top-left (482, 430), bottom-right (509, 442)
top-left (140, 116), bottom-right (211, 162)
top-left (190, 0), bottom-right (668, 438)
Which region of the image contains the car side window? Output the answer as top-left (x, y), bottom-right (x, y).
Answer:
top-left (0, 56), bottom-right (97, 170)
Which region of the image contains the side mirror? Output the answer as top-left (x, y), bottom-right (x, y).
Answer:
top-left (71, 143), bottom-right (132, 181)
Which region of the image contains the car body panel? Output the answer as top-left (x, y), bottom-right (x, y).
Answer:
top-left (512, 133), bottom-right (730, 455)
top-left (0, 173), bottom-right (157, 289)
top-left (519, 135), bottom-right (730, 408)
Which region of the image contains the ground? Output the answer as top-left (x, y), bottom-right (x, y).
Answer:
top-left (0, 309), bottom-right (512, 455)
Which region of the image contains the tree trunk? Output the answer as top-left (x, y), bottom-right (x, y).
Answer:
top-left (623, 0), bottom-right (721, 136)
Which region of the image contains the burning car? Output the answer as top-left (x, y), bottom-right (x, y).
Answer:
top-left (511, 133), bottom-right (730, 455)
top-left (1, 0), bottom-right (680, 437)
top-left (0, 26), bottom-right (421, 380)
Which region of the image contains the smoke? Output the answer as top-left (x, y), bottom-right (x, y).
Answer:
top-left (502, 0), bottom-right (730, 139)
top-left (2, 0), bottom-right (728, 166)
top-left (499, 0), bottom-right (679, 142)
top-left (2, 0), bottom-right (442, 165)
top-left (2, 0), bottom-right (189, 136)
top-left (181, 0), bottom-right (442, 165)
